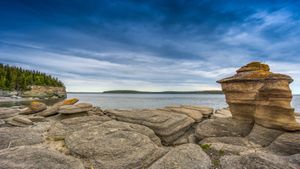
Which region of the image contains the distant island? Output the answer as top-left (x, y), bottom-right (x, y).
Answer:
top-left (102, 90), bottom-right (223, 94)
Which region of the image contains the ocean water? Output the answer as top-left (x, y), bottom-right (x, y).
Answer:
top-left (67, 93), bottom-right (300, 112)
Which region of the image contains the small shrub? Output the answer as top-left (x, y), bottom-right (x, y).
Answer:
top-left (200, 144), bottom-right (211, 150)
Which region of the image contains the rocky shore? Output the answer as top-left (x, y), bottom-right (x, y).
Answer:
top-left (0, 62), bottom-right (299, 169)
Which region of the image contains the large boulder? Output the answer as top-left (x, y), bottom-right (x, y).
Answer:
top-left (148, 143), bottom-right (211, 169)
top-left (195, 118), bottom-right (253, 140)
top-left (0, 146), bottom-right (84, 169)
top-left (65, 120), bottom-right (167, 169)
top-left (105, 109), bottom-right (195, 145)
top-left (217, 62), bottom-right (300, 131)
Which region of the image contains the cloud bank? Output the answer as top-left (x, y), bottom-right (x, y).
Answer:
top-left (0, 0), bottom-right (300, 93)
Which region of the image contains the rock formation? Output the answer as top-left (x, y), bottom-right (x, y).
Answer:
top-left (217, 61), bottom-right (300, 131)
top-left (21, 85), bottom-right (66, 99)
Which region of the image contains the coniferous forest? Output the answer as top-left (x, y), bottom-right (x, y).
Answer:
top-left (0, 63), bottom-right (64, 91)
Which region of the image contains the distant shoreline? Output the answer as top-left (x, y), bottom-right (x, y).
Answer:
top-left (68, 90), bottom-right (224, 94)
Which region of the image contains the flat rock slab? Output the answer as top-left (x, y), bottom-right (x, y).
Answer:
top-left (266, 131), bottom-right (300, 155)
top-left (0, 146), bottom-right (84, 169)
top-left (0, 127), bottom-right (44, 150)
top-left (48, 115), bottom-right (111, 140)
top-left (105, 109), bottom-right (195, 144)
top-left (246, 124), bottom-right (283, 147)
top-left (220, 152), bottom-right (300, 169)
top-left (163, 106), bottom-right (203, 122)
top-left (65, 120), bottom-right (167, 169)
top-left (13, 116), bottom-right (33, 125)
top-left (0, 108), bottom-right (19, 119)
top-left (148, 143), bottom-right (211, 169)
top-left (58, 103), bottom-right (93, 114)
top-left (180, 105), bottom-right (214, 117)
top-left (196, 118), bottom-right (254, 140)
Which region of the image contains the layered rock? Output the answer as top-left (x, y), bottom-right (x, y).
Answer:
top-left (65, 120), bottom-right (167, 169)
top-left (218, 62), bottom-right (300, 131)
top-left (105, 109), bottom-right (195, 145)
top-left (21, 85), bottom-right (66, 99)
top-left (0, 146), bottom-right (84, 169)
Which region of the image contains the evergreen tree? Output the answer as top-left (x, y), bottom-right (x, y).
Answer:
top-left (0, 63), bottom-right (65, 91)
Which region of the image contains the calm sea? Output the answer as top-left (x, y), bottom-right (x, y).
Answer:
top-left (67, 93), bottom-right (300, 112)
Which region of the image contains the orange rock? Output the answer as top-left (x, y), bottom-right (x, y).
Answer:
top-left (63, 98), bottom-right (79, 105)
top-left (30, 101), bottom-right (47, 113)
top-left (218, 62), bottom-right (300, 131)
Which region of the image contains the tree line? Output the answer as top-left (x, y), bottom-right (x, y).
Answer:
top-left (0, 63), bottom-right (64, 91)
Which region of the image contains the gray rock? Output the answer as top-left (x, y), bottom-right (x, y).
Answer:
top-left (200, 137), bottom-right (251, 155)
top-left (105, 109), bottom-right (195, 145)
top-left (48, 115), bottom-right (111, 140)
top-left (148, 143), bottom-right (211, 169)
top-left (163, 106), bottom-right (204, 122)
top-left (195, 118), bottom-right (254, 140)
top-left (27, 116), bottom-right (47, 122)
top-left (0, 127), bottom-right (44, 150)
top-left (58, 103), bottom-right (93, 114)
top-left (0, 108), bottom-right (19, 119)
top-left (247, 124), bottom-right (283, 147)
top-left (38, 106), bottom-right (59, 117)
top-left (266, 131), bottom-right (300, 155)
top-left (220, 152), bottom-right (299, 169)
top-left (180, 105), bottom-right (214, 118)
top-left (0, 146), bottom-right (84, 169)
top-left (65, 120), bottom-right (167, 169)
top-left (13, 116), bottom-right (33, 125)
top-left (213, 108), bottom-right (232, 118)
top-left (0, 119), bottom-right (5, 126)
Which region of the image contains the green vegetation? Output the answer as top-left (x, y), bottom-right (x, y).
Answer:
top-left (103, 90), bottom-right (223, 94)
top-left (200, 144), bottom-right (212, 150)
top-left (0, 63), bottom-right (64, 91)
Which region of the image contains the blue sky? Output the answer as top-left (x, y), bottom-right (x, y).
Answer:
top-left (1, 0), bottom-right (300, 93)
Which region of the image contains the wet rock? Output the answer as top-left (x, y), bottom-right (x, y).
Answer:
top-left (105, 109), bottom-right (195, 145)
top-left (30, 101), bottom-right (47, 113)
top-left (148, 143), bottom-right (211, 169)
top-left (0, 146), bottom-right (84, 169)
top-left (220, 152), bottom-right (299, 169)
top-left (0, 108), bottom-right (19, 119)
top-left (0, 127), bottom-right (44, 150)
top-left (62, 98), bottom-right (79, 105)
top-left (58, 103), bottom-right (93, 114)
top-left (13, 116), bottom-right (33, 125)
top-left (65, 120), bottom-right (167, 169)
top-left (195, 118), bottom-right (253, 140)
top-left (218, 62), bottom-right (300, 131)
top-left (266, 131), bottom-right (300, 155)
top-left (246, 124), bottom-right (283, 147)
top-left (213, 108), bottom-right (232, 118)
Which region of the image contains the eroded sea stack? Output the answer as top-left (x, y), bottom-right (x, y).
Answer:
top-left (218, 62), bottom-right (300, 131)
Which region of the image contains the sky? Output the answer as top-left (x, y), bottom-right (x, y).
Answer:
top-left (0, 0), bottom-right (300, 93)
